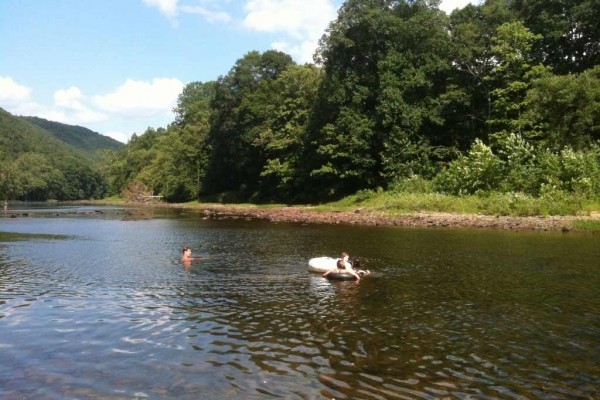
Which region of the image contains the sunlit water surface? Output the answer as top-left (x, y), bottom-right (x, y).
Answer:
top-left (0, 205), bottom-right (598, 399)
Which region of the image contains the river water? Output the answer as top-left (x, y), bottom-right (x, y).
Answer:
top-left (0, 205), bottom-right (598, 399)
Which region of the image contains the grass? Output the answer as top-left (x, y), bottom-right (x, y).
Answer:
top-left (572, 220), bottom-right (600, 232)
top-left (79, 195), bottom-right (126, 205)
top-left (87, 190), bottom-right (600, 218)
top-left (323, 190), bottom-right (599, 217)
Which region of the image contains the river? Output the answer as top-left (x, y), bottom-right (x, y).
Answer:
top-left (0, 204), bottom-right (598, 399)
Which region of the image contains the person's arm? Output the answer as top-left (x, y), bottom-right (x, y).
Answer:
top-left (322, 270), bottom-right (331, 277)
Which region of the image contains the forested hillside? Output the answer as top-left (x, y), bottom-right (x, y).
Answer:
top-left (23, 116), bottom-right (122, 160)
top-left (0, 108), bottom-right (107, 201)
top-left (84, 0), bottom-right (600, 204)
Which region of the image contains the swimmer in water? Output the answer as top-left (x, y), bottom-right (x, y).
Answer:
top-left (181, 247), bottom-right (202, 266)
top-left (322, 252), bottom-right (361, 281)
top-left (351, 257), bottom-right (371, 277)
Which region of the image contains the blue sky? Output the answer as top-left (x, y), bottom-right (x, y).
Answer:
top-left (1, 0), bottom-right (475, 143)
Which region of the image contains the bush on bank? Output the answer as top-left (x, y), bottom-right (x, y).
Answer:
top-left (433, 135), bottom-right (600, 198)
top-left (331, 189), bottom-right (597, 217)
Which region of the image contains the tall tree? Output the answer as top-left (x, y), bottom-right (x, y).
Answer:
top-left (204, 50), bottom-right (295, 196)
top-left (511, 0), bottom-right (600, 74)
top-left (140, 81), bottom-right (217, 201)
top-left (105, 127), bottom-right (165, 194)
top-left (486, 21), bottom-right (550, 138)
top-left (172, 81), bottom-right (215, 127)
top-left (522, 65), bottom-right (600, 150)
top-left (447, 0), bottom-right (516, 146)
top-left (307, 0), bottom-right (454, 199)
top-left (247, 64), bottom-right (322, 200)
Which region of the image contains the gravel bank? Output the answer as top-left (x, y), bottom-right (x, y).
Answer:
top-left (165, 204), bottom-right (599, 232)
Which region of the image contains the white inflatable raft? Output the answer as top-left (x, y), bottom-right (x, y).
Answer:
top-left (307, 257), bottom-right (351, 273)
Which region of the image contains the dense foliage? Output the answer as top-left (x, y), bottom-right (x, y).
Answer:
top-left (103, 0), bottom-right (600, 205)
top-left (0, 108), bottom-right (108, 201)
top-left (24, 116), bottom-right (123, 160)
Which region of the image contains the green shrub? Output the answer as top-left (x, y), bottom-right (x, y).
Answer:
top-left (434, 135), bottom-right (600, 199)
top-left (495, 133), bottom-right (538, 193)
top-left (434, 139), bottom-right (503, 195)
top-left (388, 175), bottom-right (433, 193)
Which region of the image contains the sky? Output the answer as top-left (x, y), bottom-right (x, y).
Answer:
top-left (1, 0), bottom-right (477, 143)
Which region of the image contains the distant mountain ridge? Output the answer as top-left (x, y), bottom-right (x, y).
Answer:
top-left (0, 107), bottom-right (109, 200)
top-left (1, 107), bottom-right (82, 160)
top-left (23, 116), bottom-right (123, 160)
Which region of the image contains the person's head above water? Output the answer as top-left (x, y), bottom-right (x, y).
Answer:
top-left (182, 247), bottom-right (192, 257)
top-left (337, 252), bottom-right (349, 269)
top-left (353, 257), bottom-right (361, 269)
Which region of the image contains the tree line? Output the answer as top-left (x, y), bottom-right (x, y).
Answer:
top-left (0, 109), bottom-right (108, 202)
top-left (105, 0), bottom-right (600, 204)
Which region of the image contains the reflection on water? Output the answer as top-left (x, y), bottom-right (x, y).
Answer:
top-left (0, 205), bottom-right (598, 399)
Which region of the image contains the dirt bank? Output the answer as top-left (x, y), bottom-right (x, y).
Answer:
top-left (162, 203), bottom-right (599, 232)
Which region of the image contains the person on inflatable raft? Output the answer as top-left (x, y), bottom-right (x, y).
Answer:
top-left (322, 252), bottom-right (371, 281)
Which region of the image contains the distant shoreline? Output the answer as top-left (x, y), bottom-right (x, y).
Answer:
top-left (5, 200), bottom-right (597, 232)
top-left (79, 201), bottom-right (600, 232)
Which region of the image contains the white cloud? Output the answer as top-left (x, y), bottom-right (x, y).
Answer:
top-left (142, 0), bottom-right (179, 17)
top-left (272, 39), bottom-right (319, 65)
top-left (143, 0), bottom-right (334, 63)
top-left (0, 75), bottom-right (183, 143)
top-left (243, 0), bottom-right (338, 63)
top-left (35, 109), bottom-right (70, 123)
top-left (144, 0), bottom-right (232, 24)
top-left (54, 86), bottom-right (85, 110)
top-left (439, 0), bottom-right (479, 14)
top-left (247, 1), bottom-right (480, 62)
top-left (72, 109), bottom-right (108, 124)
top-left (51, 86), bottom-right (107, 124)
top-left (180, 5), bottom-right (231, 23)
top-left (103, 131), bottom-right (131, 144)
top-left (93, 78), bottom-right (184, 117)
top-left (30, 104), bottom-right (106, 126)
top-left (0, 77), bottom-right (58, 119)
top-left (0, 76), bottom-right (32, 108)
top-left (243, 0), bottom-right (336, 38)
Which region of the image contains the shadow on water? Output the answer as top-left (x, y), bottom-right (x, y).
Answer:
top-left (0, 204), bottom-right (598, 399)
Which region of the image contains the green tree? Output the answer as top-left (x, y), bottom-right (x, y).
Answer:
top-left (0, 160), bottom-right (21, 201)
top-left (486, 21), bottom-right (549, 138)
top-left (248, 64), bottom-right (322, 200)
top-left (376, 1), bottom-right (454, 181)
top-left (307, 0), bottom-right (454, 199)
top-left (11, 153), bottom-right (64, 200)
top-left (522, 65), bottom-right (600, 150)
top-left (105, 127), bottom-right (165, 195)
top-left (447, 0), bottom-right (516, 145)
top-left (138, 124), bottom-right (210, 202)
top-left (137, 81), bottom-right (217, 201)
top-left (204, 50), bottom-right (295, 196)
top-left (173, 81), bottom-right (216, 127)
top-left (511, 0), bottom-right (600, 74)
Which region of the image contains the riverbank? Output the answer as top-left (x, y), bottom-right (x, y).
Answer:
top-left (7, 199), bottom-right (594, 232)
top-left (139, 202), bottom-right (600, 232)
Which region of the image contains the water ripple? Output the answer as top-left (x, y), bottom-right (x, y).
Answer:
top-left (1, 215), bottom-right (598, 399)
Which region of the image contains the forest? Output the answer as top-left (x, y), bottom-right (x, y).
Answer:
top-left (104, 0), bottom-right (599, 206)
top-left (0, 109), bottom-right (117, 201)
top-left (4, 0), bottom-right (600, 209)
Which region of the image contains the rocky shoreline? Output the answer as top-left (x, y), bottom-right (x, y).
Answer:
top-left (164, 203), bottom-right (599, 232)
top-left (5, 202), bottom-right (598, 232)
